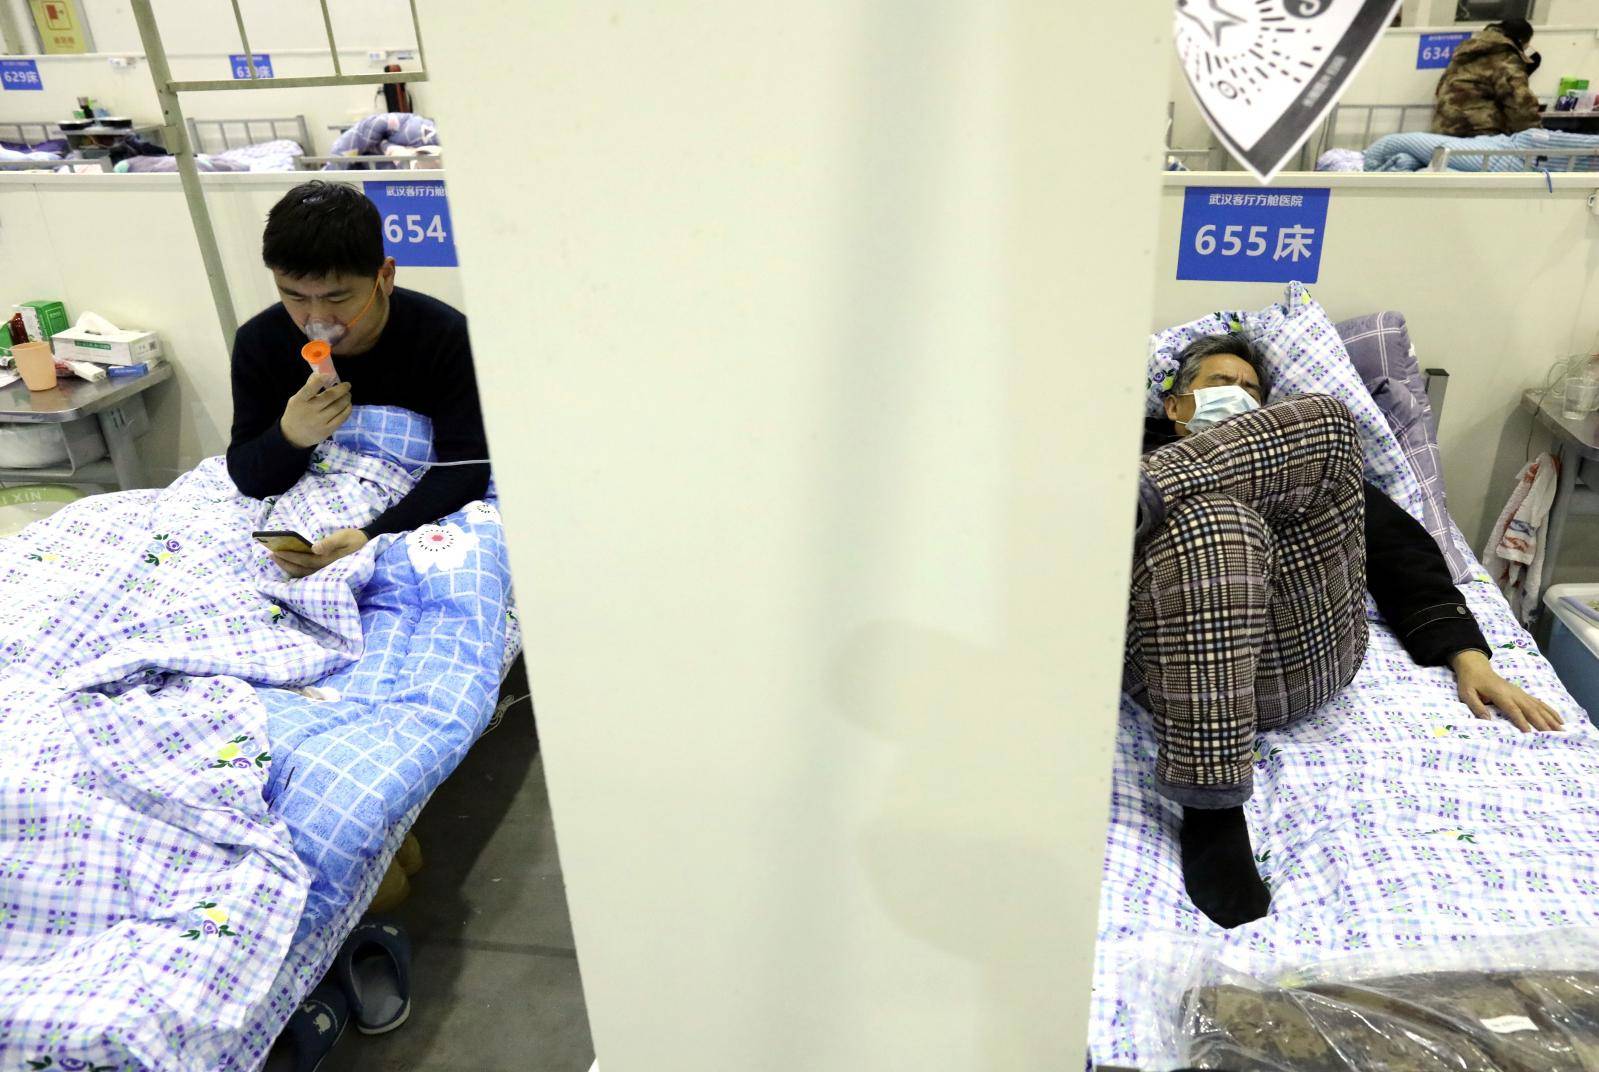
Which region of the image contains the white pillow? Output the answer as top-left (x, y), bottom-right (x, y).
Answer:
top-left (1146, 282), bottom-right (1426, 524)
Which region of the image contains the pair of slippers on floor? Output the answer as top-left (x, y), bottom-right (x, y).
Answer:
top-left (267, 835), bottom-right (424, 1072)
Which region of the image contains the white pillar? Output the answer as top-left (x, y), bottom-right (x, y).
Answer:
top-left (422, 4), bottom-right (1168, 1068)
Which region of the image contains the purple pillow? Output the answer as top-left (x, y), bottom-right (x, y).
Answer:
top-left (1334, 312), bottom-right (1474, 582)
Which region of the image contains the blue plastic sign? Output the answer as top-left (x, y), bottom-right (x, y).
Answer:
top-left (1416, 32), bottom-right (1469, 70)
top-left (363, 180), bottom-right (457, 267)
top-left (0, 59), bottom-right (42, 91)
top-left (228, 53), bottom-right (273, 79)
top-left (1177, 187), bottom-right (1331, 284)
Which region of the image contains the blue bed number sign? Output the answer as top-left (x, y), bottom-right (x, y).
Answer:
top-left (0, 59), bottom-right (42, 91)
top-left (1417, 33), bottom-right (1469, 70)
top-left (1177, 187), bottom-right (1330, 284)
top-left (364, 180), bottom-right (457, 268)
top-left (228, 53), bottom-right (273, 79)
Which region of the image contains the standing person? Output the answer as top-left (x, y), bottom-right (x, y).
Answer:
top-left (227, 180), bottom-right (490, 577)
top-left (1128, 334), bottom-right (1563, 930)
top-left (1432, 18), bottom-right (1542, 136)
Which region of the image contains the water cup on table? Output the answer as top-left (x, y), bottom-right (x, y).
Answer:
top-left (1564, 375), bottom-right (1599, 419)
top-left (11, 341), bottom-right (57, 392)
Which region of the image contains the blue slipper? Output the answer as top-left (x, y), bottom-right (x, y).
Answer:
top-left (265, 980), bottom-right (349, 1072)
top-left (335, 917), bottom-right (413, 1035)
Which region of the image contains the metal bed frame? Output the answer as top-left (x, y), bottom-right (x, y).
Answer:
top-left (1422, 368), bottom-right (1449, 433)
top-left (297, 152), bottom-right (443, 170)
top-left (184, 114), bottom-right (312, 154)
top-left (0, 157), bottom-right (110, 173)
top-left (1310, 102), bottom-right (1437, 162)
top-left (0, 121), bottom-right (62, 145)
top-left (1427, 146), bottom-right (1599, 172)
top-left (1310, 98), bottom-right (1576, 167)
top-left (1164, 146), bottom-right (1222, 170)
top-left (1164, 100), bottom-right (1225, 171)
top-left (130, 0), bottom-right (430, 343)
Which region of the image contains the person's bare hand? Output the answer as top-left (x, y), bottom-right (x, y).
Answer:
top-left (1449, 650), bottom-right (1564, 733)
top-left (271, 528), bottom-right (368, 578)
top-left (280, 372), bottom-right (352, 450)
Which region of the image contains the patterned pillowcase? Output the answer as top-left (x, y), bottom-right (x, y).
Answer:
top-left (1146, 282), bottom-right (1427, 527)
top-left (1335, 311), bottom-right (1475, 583)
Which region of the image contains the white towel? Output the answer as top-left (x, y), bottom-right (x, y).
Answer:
top-left (1482, 452), bottom-right (1560, 623)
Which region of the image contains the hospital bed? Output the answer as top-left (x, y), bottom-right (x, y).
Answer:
top-left (1, 116), bottom-right (310, 174)
top-left (0, 120), bottom-right (71, 171)
top-left (0, 405), bottom-right (520, 1069)
top-left (149, 114), bottom-right (309, 172)
top-left (187, 114), bottom-right (312, 156)
top-left (1091, 310), bottom-right (1599, 1070)
top-left (1311, 101), bottom-right (1599, 172)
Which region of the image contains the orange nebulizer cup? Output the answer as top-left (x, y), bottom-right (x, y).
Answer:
top-left (301, 339), bottom-right (339, 386)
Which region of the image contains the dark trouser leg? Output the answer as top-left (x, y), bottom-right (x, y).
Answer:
top-left (1125, 395), bottom-right (1367, 929)
top-left (1127, 394), bottom-right (1368, 804)
top-left (1127, 494), bottom-right (1275, 806)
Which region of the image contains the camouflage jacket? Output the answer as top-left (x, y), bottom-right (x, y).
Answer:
top-left (1431, 27), bottom-right (1541, 137)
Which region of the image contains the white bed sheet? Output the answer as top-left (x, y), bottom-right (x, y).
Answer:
top-left (1091, 550), bottom-right (1599, 1069)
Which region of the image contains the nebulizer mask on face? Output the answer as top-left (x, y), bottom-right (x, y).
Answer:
top-left (1178, 385), bottom-right (1259, 433)
top-left (298, 278), bottom-right (381, 386)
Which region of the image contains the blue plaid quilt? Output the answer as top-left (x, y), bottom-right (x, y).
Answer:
top-left (0, 406), bottom-right (516, 1071)
top-left (1091, 547), bottom-right (1599, 1069)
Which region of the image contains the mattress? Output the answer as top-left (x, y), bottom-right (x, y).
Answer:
top-left (1091, 544), bottom-right (1599, 1069)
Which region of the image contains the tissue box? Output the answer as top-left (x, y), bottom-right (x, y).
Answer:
top-left (15, 301), bottom-right (68, 341)
top-left (51, 325), bottom-right (162, 366)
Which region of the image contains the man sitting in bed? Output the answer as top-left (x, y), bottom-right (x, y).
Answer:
top-left (226, 180), bottom-right (489, 577)
top-left (1129, 333), bottom-right (1562, 930)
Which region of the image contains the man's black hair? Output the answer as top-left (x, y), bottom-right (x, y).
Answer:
top-left (1491, 18), bottom-right (1534, 48)
top-left (262, 180), bottom-right (384, 279)
top-left (1171, 332), bottom-right (1271, 400)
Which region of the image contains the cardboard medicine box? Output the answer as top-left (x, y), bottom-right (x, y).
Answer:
top-left (15, 301), bottom-right (68, 341)
top-left (50, 324), bottom-right (162, 366)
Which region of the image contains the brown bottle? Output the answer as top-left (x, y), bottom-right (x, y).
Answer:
top-left (7, 313), bottom-right (25, 345)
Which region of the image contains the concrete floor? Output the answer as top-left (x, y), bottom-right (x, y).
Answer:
top-left (320, 699), bottom-right (594, 1072)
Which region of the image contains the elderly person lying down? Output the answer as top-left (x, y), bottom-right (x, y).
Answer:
top-left (1126, 333), bottom-right (1562, 930)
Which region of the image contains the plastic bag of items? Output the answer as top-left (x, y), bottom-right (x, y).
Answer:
top-left (1176, 927), bottom-right (1599, 1071)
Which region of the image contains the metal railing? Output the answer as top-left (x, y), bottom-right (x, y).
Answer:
top-left (185, 115), bottom-right (313, 154)
top-left (1427, 146), bottom-right (1599, 172)
top-left (129, 0), bottom-right (430, 343)
top-left (1311, 102), bottom-right (1437, 162)
top-left (0, 121), bottom-right (62, 146)
top-left (0, 157), bottom-right (111, 172)
top-left (1164, 147), bottom-right (1221, 171)
top-left (297, 153), bottom-right (443, 170)
top-left (1310, 98), bottom-right (1580, 164)
top-left (1164, 99), bottom-right (1228, 172)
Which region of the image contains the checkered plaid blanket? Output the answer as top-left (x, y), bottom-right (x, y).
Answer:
top-left (0, 406), bottom-right (515, 1071)
top-left (1092, 549), bottom-right (1599, 1070)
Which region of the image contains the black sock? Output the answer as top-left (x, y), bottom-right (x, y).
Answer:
top-left (1179, 805), bottom-right (1270, 929)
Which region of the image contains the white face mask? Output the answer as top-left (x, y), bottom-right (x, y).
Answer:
top-left (1178, 384), bottom-right (1259, 433)
top-left (300, 277), bottom-right (381, 348)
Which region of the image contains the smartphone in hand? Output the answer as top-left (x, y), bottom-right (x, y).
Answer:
top-left (252, 530), bottom-right (315, 555)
